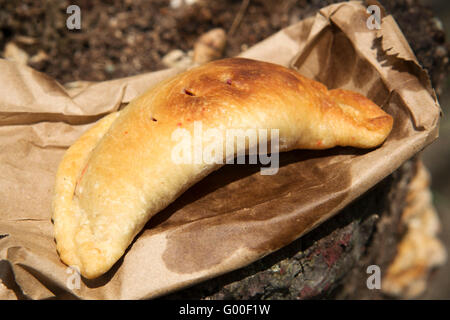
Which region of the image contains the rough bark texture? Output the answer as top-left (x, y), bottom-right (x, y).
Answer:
top-left (0, 0), bottom-right (448, 97)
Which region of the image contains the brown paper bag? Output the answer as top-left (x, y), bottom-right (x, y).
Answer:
top-left (0, 1), bottom-right (440, 299)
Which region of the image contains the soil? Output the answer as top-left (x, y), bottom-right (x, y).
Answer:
top-left (0, 0), bottom-right (448, 96)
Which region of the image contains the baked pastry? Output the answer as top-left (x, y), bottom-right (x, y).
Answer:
top-left (52, 58), bottom-right (393, 279)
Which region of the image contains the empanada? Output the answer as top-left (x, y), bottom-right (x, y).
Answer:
top-left (52, 58), bottom-right (393, 279)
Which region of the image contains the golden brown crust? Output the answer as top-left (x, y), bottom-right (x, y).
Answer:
top-left (52, 58), bottom-right (393, 278)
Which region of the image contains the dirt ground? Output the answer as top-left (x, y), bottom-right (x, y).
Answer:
top-left (0, 0), bottom-right (449, 299)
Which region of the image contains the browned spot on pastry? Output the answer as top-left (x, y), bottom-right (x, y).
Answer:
top-left (157, 58), bottom-right (317, 123)
top-left (183, 88), bottom-right (196, 96)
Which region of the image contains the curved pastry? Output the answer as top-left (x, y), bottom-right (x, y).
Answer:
top-left (52, 58), bottom-right (393, 279)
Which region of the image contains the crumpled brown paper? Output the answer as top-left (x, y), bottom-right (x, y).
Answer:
top-left (0, 1), bottom-right (441, 299)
